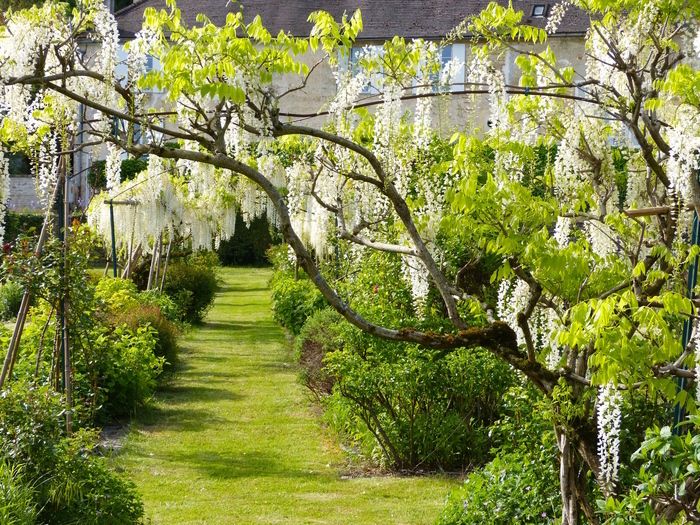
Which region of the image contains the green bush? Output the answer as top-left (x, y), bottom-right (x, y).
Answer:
top-left (0, 280), bottom-right (24, 320)
top-left (438, 449), bottom-right (560, 525)
top-left (95, 277), bottom-right (181, 367)
top-left (0, 384), bottom-right (144, 524)
top-left (162, 253), bottom-right (218, 324)
top-left (217, 212), bottom-right (277, 266)
top-left (138, 289), bottom-right (182, 323)
top-left (294, 308), bottom-right (344, 399)
top-left (438, 386), bottom-right (561, 524)
top-left (325, 338), bottom-right (515, 470)
top-left (95, 324), bottom-right (163, 420)
top-left (44, 429), bottom-right (145, 525)
top-left (114, 304), bottom-right (180, 367)
top-left (3, 213), bottom-right (44, 244)
top-left (0, 461), bottom-right (37, 525)
top-left (600, 417), bottom-right (700, 524)
top-left (270, 272), bottom-right (326, 335)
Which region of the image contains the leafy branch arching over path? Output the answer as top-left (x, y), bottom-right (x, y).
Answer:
top-left (118, 267), bottom-right (455, 524)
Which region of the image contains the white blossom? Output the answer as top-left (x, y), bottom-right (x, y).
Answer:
top-left (105, 144), bottom-right (122, 196)
top-left (553, 216), bottom-right (573, 247)
top-left (597, 383), bottom-right (622, 488)
top-left (546, 2), bottom-right (570, 35)
top-left (0, 149), bottom-right (10, 243)
top-left (497, 278), bottom-right (530, 346)
top-left (402, 256), bottom-right (430, 315)
top-left (35, 132), bottom-right (59, 210)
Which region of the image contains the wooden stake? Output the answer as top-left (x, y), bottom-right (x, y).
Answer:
top-left (154, 232), bottom-right (163, 287)
top-left (146, 234), bottom-right (161, 291)
top-left (0, 174), bottom-right (62, 389)
top-left (159, 235), bottom-right (173, 292)
top-left (61, 154), bottom-right (72, 434)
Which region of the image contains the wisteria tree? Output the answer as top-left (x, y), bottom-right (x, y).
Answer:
top-left (1, 0), bottom-right (700, 522)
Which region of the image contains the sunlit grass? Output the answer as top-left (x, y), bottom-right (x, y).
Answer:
top-left (117, 267), bottom-right (457, 524)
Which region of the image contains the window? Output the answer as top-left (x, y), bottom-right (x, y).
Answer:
top-left (113, 0), bottom-right (133, 12)
top-left (349, 45), bottom-right (383, 94)
top-left (429, 45), bottom-right (454, 92)
top-left (532, 4), bottom-right (548, 17)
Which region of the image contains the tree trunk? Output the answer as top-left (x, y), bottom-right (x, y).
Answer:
top-left (556, 424), bottom-right (601, 525)
top-left (558, 430), bottom-right (580, 525)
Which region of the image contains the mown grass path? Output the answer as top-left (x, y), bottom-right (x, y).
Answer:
top-left (119, 267), bottom-right (456, 524)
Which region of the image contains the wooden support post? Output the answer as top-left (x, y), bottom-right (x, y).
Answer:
top-left (159, 235), bottom-right (173, 292)
top-left (0, 174), bottom-right (62, 390)
top-left (154, 233), bottom-right (164, 287)
top-left (61, 154), bottom-right (72, 434)
top-left (146, 234), bottom-right (161, 291)
top-left (109, 200), bottom-right (118, 277)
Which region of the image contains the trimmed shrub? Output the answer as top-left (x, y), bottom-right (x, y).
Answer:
top-left (114, 304), bottom-right (179, 366)
top-left (270, 273), bottom-right (326, 335)
top-left (162, 253), bottom-right (218, 324)
top-left (217, 212), bottom-right (277, 266)
top-left (88, 158), bottom-right (147, 191)
top-left (95, 277), bottom-right (181, 367)
top-left (294, 308), bottom-right (344, 399)
top-left (324, 339), bottom-right (516, 471)
top-left (95, 324), bottom-right (163, 420)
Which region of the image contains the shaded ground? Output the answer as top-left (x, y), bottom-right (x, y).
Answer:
top-left (118, 267), bottom-right (456, 524)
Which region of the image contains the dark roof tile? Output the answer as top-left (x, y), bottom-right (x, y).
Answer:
top-left (116, 1), bottom-right (588, 39)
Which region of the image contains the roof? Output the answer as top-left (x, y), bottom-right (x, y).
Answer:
top-left (115, 1), bottom-right (589, 40)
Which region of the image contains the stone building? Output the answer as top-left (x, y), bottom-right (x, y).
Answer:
top-left (8, 1), bottom-right (589, 211)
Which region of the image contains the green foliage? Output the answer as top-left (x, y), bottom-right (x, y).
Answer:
top-left (162, 251), bottom-right (218, 324)
top-left (95, 324), bottom-right (163, 419)
top-left (270, 270), bottom-right (326, 336)
top-left (439, 448), bottom-right (560, 524)
top-left (600, 418), bottom-right (700, 524)
top-left (294, 308), bottom-right (344, 399)
top-left (325, 337), bottom-right (515, 470)
top-left (0, 384), bottom-right (144, 525)
top-left (87, 157), bottom-right (148, 190)
top-left (217, 212), bottom-right (278, 266)
top-left (0, 280), bottom-right (23, 320)
top-left (3, 213), bottom-right (44, 244)
top-left (5, 228), bottom-right (171, 422)
top-left (438, 386), bottom-right (561, 524)
top-left (0, 461), bottom-right (36, 525)
top-left (113, 304), bottom-right (180, 367)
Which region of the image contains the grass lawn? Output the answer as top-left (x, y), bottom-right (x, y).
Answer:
top-left (117, 267), bottom-right (457, 525)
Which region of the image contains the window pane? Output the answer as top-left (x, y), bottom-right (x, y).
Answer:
top-left (114, 0), bottom-right (133, 11)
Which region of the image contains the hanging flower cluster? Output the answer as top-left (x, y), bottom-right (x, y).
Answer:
top-left (666, 107), bottom-right (700, 204)
top-left (105, 144), bottom-right (122, 196)
top-left (35, 132), bottom-right (59, 210)
top-left (468, 54), bottom-right (507, 130)
top-left (0, 149), bottom-right (10, 243)
top-left (546, 2), bottom-right (570, 34)
top-left (88, 152), bottom-right (240, 255)
top-left (402, 256), bottom-right (430, 315)
top-left (597, 383), bottom-right (622, 489)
